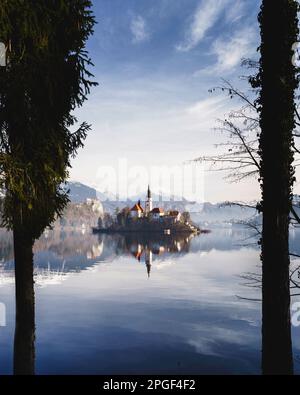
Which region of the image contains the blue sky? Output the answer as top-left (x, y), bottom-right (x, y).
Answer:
top-left (71, 0), bottom-right (263, 202)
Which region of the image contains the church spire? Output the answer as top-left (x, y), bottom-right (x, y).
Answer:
top-left (145, 185), bottom-right (153, 215)
top-left (146, 262), bottom-right (151, 278)
top-left (145, 248), bottom-right (152, 278)
top-left (147, 185), bottom-right (151, 199)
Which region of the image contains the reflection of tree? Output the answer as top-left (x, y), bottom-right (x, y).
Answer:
top-left (36, 231), bottom-right (101, 259)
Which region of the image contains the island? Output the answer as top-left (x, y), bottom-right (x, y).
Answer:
top-left (93, 186), bottom-right (201, 235)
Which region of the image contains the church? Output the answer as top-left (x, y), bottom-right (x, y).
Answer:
top-left (130, 186), bottom-right (158, 219)
top-left (130, 185), bottom-right (165, 220)
top-left (130, 186), bottom-right (181, 223)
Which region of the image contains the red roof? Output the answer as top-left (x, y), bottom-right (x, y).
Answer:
top-left (169, 210), bottom-right (180, 216)
top-left (131, 203), bottom-right (144, 212)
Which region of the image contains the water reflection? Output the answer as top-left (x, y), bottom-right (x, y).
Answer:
top-left (0, 231), bottom-right (200, 284)
top-left (0, 227), bottom-right (299, 375)
top-left (120, 233), bottom-right (196, 278)
top-left (3, 230), bottom-right (203, 375)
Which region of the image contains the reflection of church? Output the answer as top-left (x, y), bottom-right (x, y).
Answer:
top-left (145, 249), bottom-right (152, 278)
top-left (127, 233), bottom-right (194, 278)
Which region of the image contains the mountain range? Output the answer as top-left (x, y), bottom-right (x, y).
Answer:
top-left (66, 181), bottom-right (259, 225)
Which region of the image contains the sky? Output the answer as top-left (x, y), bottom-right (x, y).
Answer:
top-left (70, 0), bottom-right (264, 203)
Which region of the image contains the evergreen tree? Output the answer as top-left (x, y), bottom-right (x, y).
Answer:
top-left (256, 0), bottom-right (299, 375)
top-left (0, 0), bottom-right (97, 374)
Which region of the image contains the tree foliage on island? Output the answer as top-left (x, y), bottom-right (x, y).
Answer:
top-left (181, 211), bottom-right (191, 223)
top-left (117, 207), bottom-right (131, 226)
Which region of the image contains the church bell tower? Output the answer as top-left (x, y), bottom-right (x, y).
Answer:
top-left (145, 185), bottom-right (153, 215)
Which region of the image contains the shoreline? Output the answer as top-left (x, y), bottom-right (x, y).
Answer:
top-left (92, 227), bottom-right (207, 235)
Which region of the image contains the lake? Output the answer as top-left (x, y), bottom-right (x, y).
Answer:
top-left (0, 227), bottom-right (300, 375)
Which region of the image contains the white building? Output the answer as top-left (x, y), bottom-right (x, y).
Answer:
top-left (168, 210), bottom-right (181, 223)
top-left (86, 198), bottom-right (104, 216)
top-left (145, 185), bottom-right (153, 215)
top-left (130, 201), bottom-right (144, 218)
top-left (150, 207), bottom-right (165, 220)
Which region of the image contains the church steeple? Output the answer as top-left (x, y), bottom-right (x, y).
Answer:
top-left (146, 262), bottom-right (151, 278)
top-left (145, 249), bottom-right (152, 278)
top-left (145, 185), bottom-right (153, 215)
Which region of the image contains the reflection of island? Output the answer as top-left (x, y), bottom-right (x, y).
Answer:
top-left (0, 229), bottom-right (199, 284)
top-left (1, 225), bottom-right (282, 284)
top-left (122, 233), bottom-right (196, 278)
top-left (0, 229), bottom-right (108, 287)
top-left (94, 186), bottom-right (201, 235)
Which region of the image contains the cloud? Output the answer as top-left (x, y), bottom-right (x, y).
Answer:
top-left (186, 96), bottom-right (227, 118)
top-left (211, 27), bottom-right (257, 73)
top-left (176, 0), bottom-right (229, 52)
top-left (225, 0), bottom-right (245, 23)
top-left (130, 15), bottom-right (149, 43)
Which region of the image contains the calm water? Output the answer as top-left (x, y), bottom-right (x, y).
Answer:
top-left (1, 227), bottom-right (300, 375)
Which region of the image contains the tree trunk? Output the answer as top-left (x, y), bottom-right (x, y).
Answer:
top-left (13, 228), bottom-right (35, 375)
top-left (262, 218), bottom-right (293, 375)
top-left (259, 0), bottom-right (298, 375)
